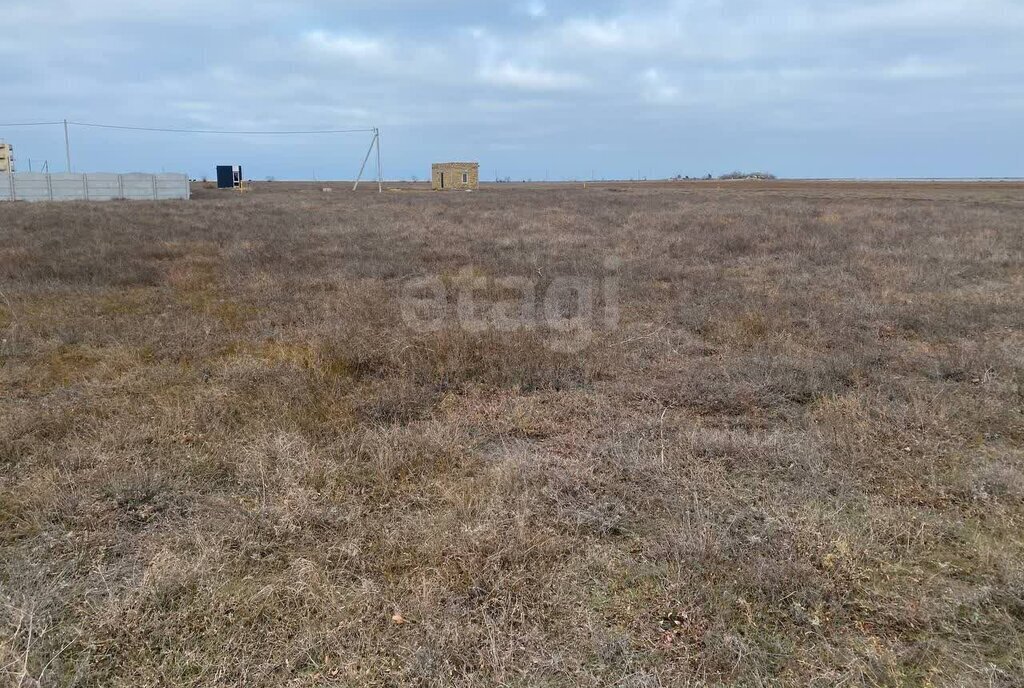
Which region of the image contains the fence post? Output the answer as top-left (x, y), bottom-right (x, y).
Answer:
top-left (47, 173), bottom-right (53, 201)
top-left (118, 174), bottom-right (124, 200)
top-left (83, 174), bottom-right (89, 201)
top-left (152, 175), bottom-right (157, 200)
top-left (7, 172), bottom-right (14, 202)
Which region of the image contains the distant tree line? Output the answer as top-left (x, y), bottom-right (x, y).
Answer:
top-left (669, 172), bottom-right (777, 181)
top-left (718, 171), bottom-right (777, 180)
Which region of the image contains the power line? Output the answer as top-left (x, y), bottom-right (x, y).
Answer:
top-left (0, 119), bottom-right (383, 190)
top-left (0, 120), bottom-right (376, 134)
top-left (69, 121), bottom-right (376, 135)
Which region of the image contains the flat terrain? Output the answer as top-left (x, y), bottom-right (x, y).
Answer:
top-left (1, 182), bottom-right (1023, 686)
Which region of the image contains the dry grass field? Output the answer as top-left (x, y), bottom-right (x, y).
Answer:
top-left (1, 182), bottom-right (1023, 686)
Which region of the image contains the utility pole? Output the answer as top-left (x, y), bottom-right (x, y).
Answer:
top-left (375, 127), bottom-right (382, 193)
top-left (353, 126), bottom-right (383, 193)
top-left (64, 119), bottom-right (72, 173)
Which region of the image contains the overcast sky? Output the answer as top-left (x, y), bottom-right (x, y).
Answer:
top-left (2, 0), bottom-right (1022, 180)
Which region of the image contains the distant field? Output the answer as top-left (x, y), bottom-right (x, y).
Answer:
top-left (196, 178), bottom-right (1024, 198)
top-left (2, 183), bottom-right (1023, 685)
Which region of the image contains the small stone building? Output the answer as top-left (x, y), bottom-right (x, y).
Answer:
top-left (432, 162), bottom-right (479, 190)
top-left (0, 143), bottom-right (13, 173)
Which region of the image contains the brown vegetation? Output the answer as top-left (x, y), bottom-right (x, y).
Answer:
top-left (1, 182), bottom-right (1023, 685)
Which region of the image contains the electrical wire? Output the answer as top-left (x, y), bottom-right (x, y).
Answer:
top-left (68, 121), bottom-right (376, 135)
top-left (0, 120), bottom-right (381, 185)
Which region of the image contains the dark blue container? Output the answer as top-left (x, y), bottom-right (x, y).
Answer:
top-left (216, 165), bottom-right (241, 189)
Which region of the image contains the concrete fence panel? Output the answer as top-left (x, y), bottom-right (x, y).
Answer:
top-left (82, 173), bottom-right (122, 201)
top-left (121, 174), bottom-right (159, 201)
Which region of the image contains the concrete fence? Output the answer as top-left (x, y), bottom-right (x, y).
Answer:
top-left (0, 173), bottom-right (190, 202)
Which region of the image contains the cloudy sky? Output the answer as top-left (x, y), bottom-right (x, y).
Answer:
top-left (2, 0), bottom-right (1022, 180)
